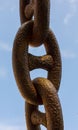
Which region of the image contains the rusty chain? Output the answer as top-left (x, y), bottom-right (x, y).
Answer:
top-left (12, 0), bottom-right (64, 129)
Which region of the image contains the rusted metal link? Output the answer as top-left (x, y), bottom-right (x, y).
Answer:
top-left (12, 20), bottom-right (61, 105)
top-left (19, 0), bottom-right (30, 24)
top-left (25, 78), bottom-right (64, 130)
top-left (25, 103), bottom-right (41, 130)
top-left (25, 102), bottom-right (46, 129)
top-left (13, 21), bottom-right (42, 105)
top-left (45, 30), bottom-right (62, 91)
top-left (28, 54), bottom-right (53, 71)
top-left (20, 0), bottom-right (50, 46)
top-left (31, 110), bottom-right (46, 127)
top-left (12, 0), bottom-right (64, 129)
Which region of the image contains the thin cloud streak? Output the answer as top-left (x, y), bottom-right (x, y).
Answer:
top-left (0, 1), bottom-right (18, 12)
top-left (61, 50), bottom-right (77, 59)
top-left (0, 68), bottom-right (7, 78)
top-left (64, 13), bottom-right (74, 24)
top-left (0, 124), bottom-right (26, 130)
top-left (0, 41), bottom-right (12, 52)
top-left (64, 0), bottom-right (78, 24)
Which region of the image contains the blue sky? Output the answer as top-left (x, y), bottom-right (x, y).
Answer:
top-left (0, 0), bottom-right (78, 129)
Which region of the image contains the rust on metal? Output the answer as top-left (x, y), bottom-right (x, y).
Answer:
top-left (12, 0), bottom-right (64, 129)
top-left (20, 0), bottom-right (50, 46)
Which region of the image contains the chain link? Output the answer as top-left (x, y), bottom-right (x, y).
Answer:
top-left (20, 0), bottom-right (50, 46)
top-left (12, 0), bottom-right (64, 129)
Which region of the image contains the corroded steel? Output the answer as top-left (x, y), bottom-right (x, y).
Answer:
top-left (12, 0), bottom-right (64, 130)
top-left (12, 21), bottom-right (62, 105)
top-left (26, 78), bottom-right (63, 130)
top-left (20, 0), bottom-right (50, 46)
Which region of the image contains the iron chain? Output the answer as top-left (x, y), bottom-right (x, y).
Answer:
top-left (12, 0), bottom-right (64, 129)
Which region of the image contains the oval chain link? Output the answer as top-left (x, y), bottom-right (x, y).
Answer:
top-left (12, 0), bottom-right (64, 129)
top-left (20, 0), bottom-right (50, 46)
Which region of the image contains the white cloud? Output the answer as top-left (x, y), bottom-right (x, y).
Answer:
top-left (61, 50), bottom-right (77, 59)
top-left (0, 1), bottom-right (18, 12)
top-left (0, 68), bottom-right (7, 78)
top-left (64, 0), bottom-right (78, 24)
top-left (0, 41), bottom-right (12, 52)
top-left (58, 0), bottom-right (64, 3)
top-left (0, 124), bottom-right (26, 130)
top-left (69, 0), bottom-right (78, 4)
top-left (64, 13), bottom-right (74, 24)
top-left (0, 123), bottom-right (45, 130)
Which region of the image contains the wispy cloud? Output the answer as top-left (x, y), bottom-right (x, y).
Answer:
top-left (64, 0), bottom-right (78, 24)
top-left (57, 0), bottom-right (64, 4)
top-left (61, 50), bottom-right (77, 59)
top-left (0, 41), bottom-right (12, 52)
top-left (0, 68), bottom-right (7, 78)
top-left (0, 1), bottom-right (18, 12)
top-left (0, 124), bottom-right (26, 130)
top-left (64, 13), bottom-right (74, 25)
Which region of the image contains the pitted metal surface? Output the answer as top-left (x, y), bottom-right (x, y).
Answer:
top-left (12, 0), bottom-right (64, 129)
top-left (20, 0), bottom-right (50, 46)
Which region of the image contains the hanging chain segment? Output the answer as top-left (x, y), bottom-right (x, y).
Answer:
top-left (20, 0), bottom-right (50, 46)
top-left (12, 0), bottom-right (64, 129)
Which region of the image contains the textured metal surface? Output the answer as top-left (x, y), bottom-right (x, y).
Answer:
top-left (20, 0), bottom-right (50, 46)
top-left (12, 0), bottom-right (64, 129)
top-left (33, 78), bottom-right (63, 129)
top-left (12, 21), bottom-right (62, 105)
top-left (25, 78), bottom-right (63, 130)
